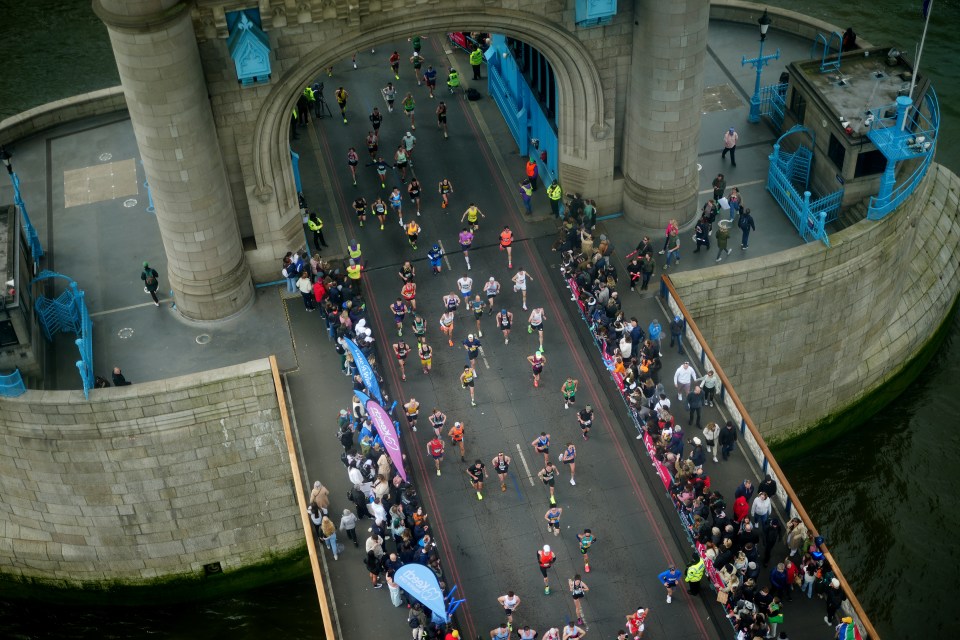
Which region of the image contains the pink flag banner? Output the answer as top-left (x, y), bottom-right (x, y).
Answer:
top-left (366, 400), bottom-right (407, 482)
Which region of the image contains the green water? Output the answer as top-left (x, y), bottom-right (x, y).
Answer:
top-left (1, 1), bottom-right (958, 638)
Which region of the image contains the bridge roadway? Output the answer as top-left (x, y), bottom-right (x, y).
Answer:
top-left (286, 30), bottom-right (831, 640)
top-left (0, 21), bottom-right (835, 639)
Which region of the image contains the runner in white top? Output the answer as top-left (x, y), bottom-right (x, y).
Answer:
top-left (542, 629), bottom-right (561, 640)
top-left (483, 277), bottom-right (501, 313)
top-left (457, 275), bottom-right (474, 305)
top-left (528, 307), bottom-right (545, 351)
top-left (497, 591), bottom-right (521, 627)
top-left (512, 269), bottom-right (532, 311)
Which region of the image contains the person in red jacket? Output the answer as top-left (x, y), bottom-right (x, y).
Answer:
top-left (733, 495), bottom-right (750, 523)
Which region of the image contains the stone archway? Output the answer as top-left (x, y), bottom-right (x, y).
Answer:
top-left (248, 9), bottom-right (612, 252)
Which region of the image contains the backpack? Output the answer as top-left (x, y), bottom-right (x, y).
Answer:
top-left (145, 275), bottom-right (156, 286)
top-left (739, 214), bottom-right (750, 230)
top-left (466, 87), bottom-right (482, 101)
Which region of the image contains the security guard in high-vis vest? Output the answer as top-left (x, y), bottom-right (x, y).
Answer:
top-left (447, 68), bottom-right (460, 93)
top-left (346, 259), bottom-right (363, 292)
top-left (303, 85), bottom-right (315, 106)
top-left (470, 46), bottom-right (483, 80)
top-left (546, 179), bottom-right (563, 218)
top-left (307, 212), bottom-right (327, 252)
top-left (684, 553), bottom-right (705, 595)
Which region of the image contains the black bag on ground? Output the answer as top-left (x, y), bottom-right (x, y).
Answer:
top-left (466, 87), bottom-right (482, 101)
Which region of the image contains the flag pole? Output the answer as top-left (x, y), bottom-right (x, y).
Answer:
top-left (905, 0), bottom-right (933, 129)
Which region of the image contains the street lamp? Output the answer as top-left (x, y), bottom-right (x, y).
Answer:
top-left (741, 9), bottom-right (781, 124)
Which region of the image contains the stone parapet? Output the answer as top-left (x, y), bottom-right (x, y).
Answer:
top-left (670, 164), bottom-right (960, 444)
top-left (0, 358), bottom-right (302, 597)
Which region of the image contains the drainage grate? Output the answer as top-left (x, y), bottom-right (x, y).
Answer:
top-left (196, 334), bottom-right (212, 345)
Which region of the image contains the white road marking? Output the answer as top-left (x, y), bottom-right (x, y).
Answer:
top-left (438, 239), bottom-right (452, 271)
top-left (515, 443), bottom-right (535, 486)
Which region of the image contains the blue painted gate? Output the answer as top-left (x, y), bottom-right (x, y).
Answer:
top-left (32, 271), bottom-right (95, 398)
top-left (766, 126), bottom-right (843, 247)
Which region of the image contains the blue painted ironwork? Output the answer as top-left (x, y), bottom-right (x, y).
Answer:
top-left (811, 32), bottom-right (843, 73)
top-left (759, 83), bottom-right (788, 132)
top-left (226, 10), bottom-right (271, 87)
top-left (290, 147), bottom-right (302, 195)
top-left (0, 368), bottom-right (26, 397)
top-left (575, 0), bottom-right (617, 27)
top-left (767, 126), bottom-right (842, 246)
top-left (485, 35), bottom-right (558, 182)
top-left (866, 90), bottom-right (940, 219)
top-left (31, 271), bottom-right (95, 399)
top-left (742, 23), bottom-right (781, 124)
top-left (4, 169), bottom-right (44, 267)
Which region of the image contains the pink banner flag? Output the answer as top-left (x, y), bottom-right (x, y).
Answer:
top-left (366, 400), bottom-right (407, 482)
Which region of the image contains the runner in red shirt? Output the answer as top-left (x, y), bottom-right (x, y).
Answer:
top-left (537, 544), bottom-right (556, 594)
top-left (427, 436), bottom-right (445, 476)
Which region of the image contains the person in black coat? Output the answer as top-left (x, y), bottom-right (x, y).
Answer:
top-left (719, 421), bottom-right (738, 460)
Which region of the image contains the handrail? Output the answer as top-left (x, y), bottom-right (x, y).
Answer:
top-left (660, 276), bottom-right (879, 639)
top-left (270, 355), bottom-right (337, 640)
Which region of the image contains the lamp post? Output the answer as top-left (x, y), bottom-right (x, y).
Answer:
top-left (741, 9), bottom-right (781, 124)
top-left (0, 146), bottom-right (44, 263)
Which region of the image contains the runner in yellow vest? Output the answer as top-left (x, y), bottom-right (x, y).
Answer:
top-left (546, 180), bottom-right (563, 218)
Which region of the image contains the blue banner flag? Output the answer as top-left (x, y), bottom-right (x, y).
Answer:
top-left (344, 337), bottom-right (383, 404)
top-left (394, 564), bottom-right (447, 620)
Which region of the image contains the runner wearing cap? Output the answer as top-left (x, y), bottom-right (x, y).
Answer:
top-left (463, 333), bottom-right (482, 377)
top-left (537, 544), bottom-right (556, 594)
top-left (527, 350), bottom-right (546, 388)
top-left (448, 421), bottom-right (466, 461)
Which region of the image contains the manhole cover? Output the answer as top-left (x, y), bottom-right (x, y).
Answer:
top-left (123, 199), bottom-right (138, 208)
top-left (99, 152), bottom-right (113, 162)
top-left (196, 334), bottom-right (212, 345)
top-left (118, 328), bottom-right (134, 339)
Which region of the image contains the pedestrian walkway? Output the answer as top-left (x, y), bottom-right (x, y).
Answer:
top-left (0, 20), bottom-right (861, 640)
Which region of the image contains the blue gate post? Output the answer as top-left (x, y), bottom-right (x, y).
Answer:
top-left (801, 191), bottom-right (812, 241)
top-left (875, 96), bottom-right (913, 208)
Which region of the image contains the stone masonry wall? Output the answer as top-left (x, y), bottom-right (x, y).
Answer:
top-left (669, 164), bottom-right (960, 443)
top-left (191, 0), bottom-right (634, 281)
top-left (0, 359), bottom-right (302, 588)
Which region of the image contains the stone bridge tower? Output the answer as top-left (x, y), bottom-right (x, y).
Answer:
top-left (95, 0), bottom-right (708, 318)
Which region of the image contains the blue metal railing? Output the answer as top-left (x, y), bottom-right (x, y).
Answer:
top-left (0, 368), bottom-right (27, 397)
top-left (811, 32), bottom-right (843, 73)
top-left (867, 89), bottom-right (940, 220)
top-left (32, 271), bottom-right (94, 399)
top-left (759, 83), bottom-right (788, 132)
top-left (487, 64), bottom-right (524, 152)
top-left (10, 172), bottom-right (44, 266)
top-left (767, 127), bottom-right (842, 246)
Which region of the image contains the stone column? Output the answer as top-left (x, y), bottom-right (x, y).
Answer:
top-left (94, 0), bottom-right (254, 321)
top-left (621, 0), bottom-right (709, 229)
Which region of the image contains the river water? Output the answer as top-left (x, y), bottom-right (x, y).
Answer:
top-left (1, 1), bottom-right (957, 638)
